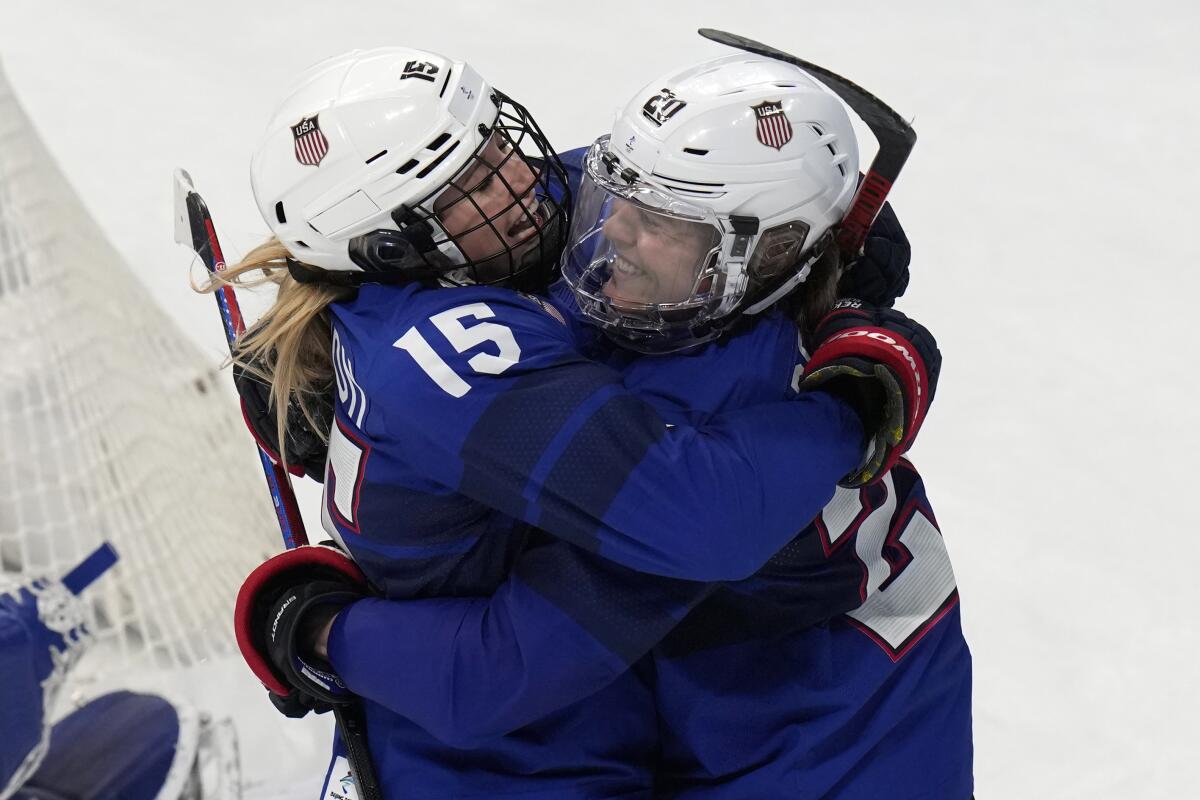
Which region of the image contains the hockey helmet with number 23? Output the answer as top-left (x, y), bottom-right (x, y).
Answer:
top-left (562, 54), bottom-right (860, 351)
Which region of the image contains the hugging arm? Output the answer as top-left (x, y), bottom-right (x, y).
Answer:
top-left (380, 292), bottom-right (864, 582)
top-left (327, 535), bottom-right (714, 746)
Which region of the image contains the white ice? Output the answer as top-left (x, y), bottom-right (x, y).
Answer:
top-left (1, 0), bottom-right (1196, 797)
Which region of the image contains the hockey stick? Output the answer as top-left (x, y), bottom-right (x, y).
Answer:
top-left (698, 29), bottom-right (917, 256)
top-left (173, 171), bottom-right (384, 800)
top-left (172, 169), bottom-right (308, 550)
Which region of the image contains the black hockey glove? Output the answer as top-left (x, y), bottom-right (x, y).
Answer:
top-left (836, 200), bottom-right (910, 307)
top-left (234, 544), bottom-right (368, 718)
top-left (233, 358), bottom-right (333, 483)
top-left (800, 300), bottom-right (940, 487)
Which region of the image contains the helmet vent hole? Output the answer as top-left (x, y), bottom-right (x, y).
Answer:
top-left (648, 169), bottom-right (726, 198)
top-left (365, 150), bottom-right (388, 164)
top-left (274, 202), bottom-right (287, 224)
top-left (809, 124), bottom-right (846, 176)
top-left (396, 159), bottom-right (420, 175)
top-left (416, 141), bottom-right (460, 179)
top-left (293, 240), bottom-right (308, 248)
top-left (683, 148), bottom-right (709, 156)
top-left (427, 132), bottom-right (451, 151)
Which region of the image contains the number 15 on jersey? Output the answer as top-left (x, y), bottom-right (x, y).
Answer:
top-left (393, 303), bottom-right (521, 397)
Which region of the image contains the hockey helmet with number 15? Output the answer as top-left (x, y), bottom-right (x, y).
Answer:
top-left (250, 46), bottom-right (569, 290)
top-left (562, 54), bottom-right (860, 352)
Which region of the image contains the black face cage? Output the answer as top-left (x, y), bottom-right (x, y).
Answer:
top-left (317, 90), bottom-right (569, 292)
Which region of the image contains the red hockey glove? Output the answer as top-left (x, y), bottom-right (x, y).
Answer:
top-left (800, 300), bottom-right (940, 486)
top-left (234, 544), bottom-right (368, 718)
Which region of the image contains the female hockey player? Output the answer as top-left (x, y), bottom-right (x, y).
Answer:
top-left (227, 47), bottom-right (958, 798)
top-left (292, 56), bottom-right (972, 800)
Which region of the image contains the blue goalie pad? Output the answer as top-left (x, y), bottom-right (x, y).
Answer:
top-left (1, 544), bottom-right (117, 798)
top-left (11, 691), bottom-right (199, 800)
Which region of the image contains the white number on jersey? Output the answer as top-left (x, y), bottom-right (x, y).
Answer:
top-left (323, 418), bottom-right (370, 535)
top-left (818, 471), bottom-right (958, 660)
top-left (393, 303), bottom-right (521, 397)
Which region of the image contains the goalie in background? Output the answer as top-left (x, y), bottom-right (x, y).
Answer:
top-left (1, 545), bottom-right (232, 800)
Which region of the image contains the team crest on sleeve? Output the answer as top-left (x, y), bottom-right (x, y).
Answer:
top-left (752, 100), bottom-right (793, 150)
top-left (292, 115), bottom-right (329, 167)
top-left (642, 88), bottom-right (687, 127)
top-left (401, 60), bottom-right (439, 82)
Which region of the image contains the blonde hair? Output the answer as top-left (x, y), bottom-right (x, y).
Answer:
top-left (197, 238), bottom-right (354, 465)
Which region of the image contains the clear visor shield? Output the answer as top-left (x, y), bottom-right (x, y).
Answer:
top-left (561, 140), bottom-right (727, 338)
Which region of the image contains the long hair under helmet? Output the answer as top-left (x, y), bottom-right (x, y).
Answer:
top-left (561, 54), bottom-right (860, 352)
top-left (250, 47), bottom-right (569, 290)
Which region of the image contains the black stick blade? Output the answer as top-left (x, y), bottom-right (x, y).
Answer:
top-left (698, 29), bottom-right (915, 150)
top-left (698, 28), bottom-right (917, 255)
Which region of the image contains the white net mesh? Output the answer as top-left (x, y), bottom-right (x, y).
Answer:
top-left (0, 64), bottom-right (280, 671)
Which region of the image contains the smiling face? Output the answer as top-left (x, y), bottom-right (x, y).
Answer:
top-left (433, 133), bottom-right (542, 265)
top-left (599, 199), bottom-right (720, 306)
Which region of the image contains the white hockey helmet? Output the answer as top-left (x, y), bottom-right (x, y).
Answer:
top-left (250, 46), bottom-right (569, 288)
top-left (561, 53), bottom-right (860, 351)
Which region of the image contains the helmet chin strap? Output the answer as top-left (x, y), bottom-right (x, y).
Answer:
top-left (741, 247), bottom-right (821, 316)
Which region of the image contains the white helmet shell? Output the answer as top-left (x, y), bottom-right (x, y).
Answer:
top-left (614, 53), bottom-right (858, 260)
top-left (561, 54), bottom-right (861, 351)
top-left (250, 47), bottom-right (496, 271)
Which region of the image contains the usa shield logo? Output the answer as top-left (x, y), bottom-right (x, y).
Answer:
top-left (292, 116), bottom-right (329, 167)
top-left (752, 101), bottom-right (793, 150)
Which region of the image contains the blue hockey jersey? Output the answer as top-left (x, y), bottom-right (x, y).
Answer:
top-left (315, 143), bottom-right (970, 798)
top-left (325, 302), bottom-right (973, 798)
top-left (317, 278), bottom-right (864, 798)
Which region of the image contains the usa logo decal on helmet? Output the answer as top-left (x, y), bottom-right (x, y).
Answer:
top-left (752, 100), bottom-right (793, 150)
top-left (292, 116), bottom-right (329, 167)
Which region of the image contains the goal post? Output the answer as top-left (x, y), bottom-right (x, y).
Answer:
top-left (0, 62), bottom-right (281, 671)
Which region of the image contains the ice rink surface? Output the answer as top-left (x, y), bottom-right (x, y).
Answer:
top-left (2, 1), bottom-right (1197, 796)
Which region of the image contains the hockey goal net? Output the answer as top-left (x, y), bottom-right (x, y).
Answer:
top-left (0, 63), bottom-right (281, 672)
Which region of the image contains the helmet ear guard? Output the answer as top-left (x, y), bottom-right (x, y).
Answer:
top-left (346, 230), bottom-right (450, 279)
top-left (345, 204), bottom-right (458, 279)
top-left (740, 227), bottom-right (831, 317)
top-left (286, 218), bottom-right (450, 287)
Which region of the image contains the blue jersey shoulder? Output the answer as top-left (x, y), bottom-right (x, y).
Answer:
top-left (328, 282), bottom-right (579, 434)
top-left (612, 311), bottom-right (802, 425)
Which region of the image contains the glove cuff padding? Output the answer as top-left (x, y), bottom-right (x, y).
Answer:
top-left (234, 545), bottom-right (367, 697)
top-left (801, 302), bottom-right (939, 486)
top-left (805, 322), bottom-right (930, 447)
